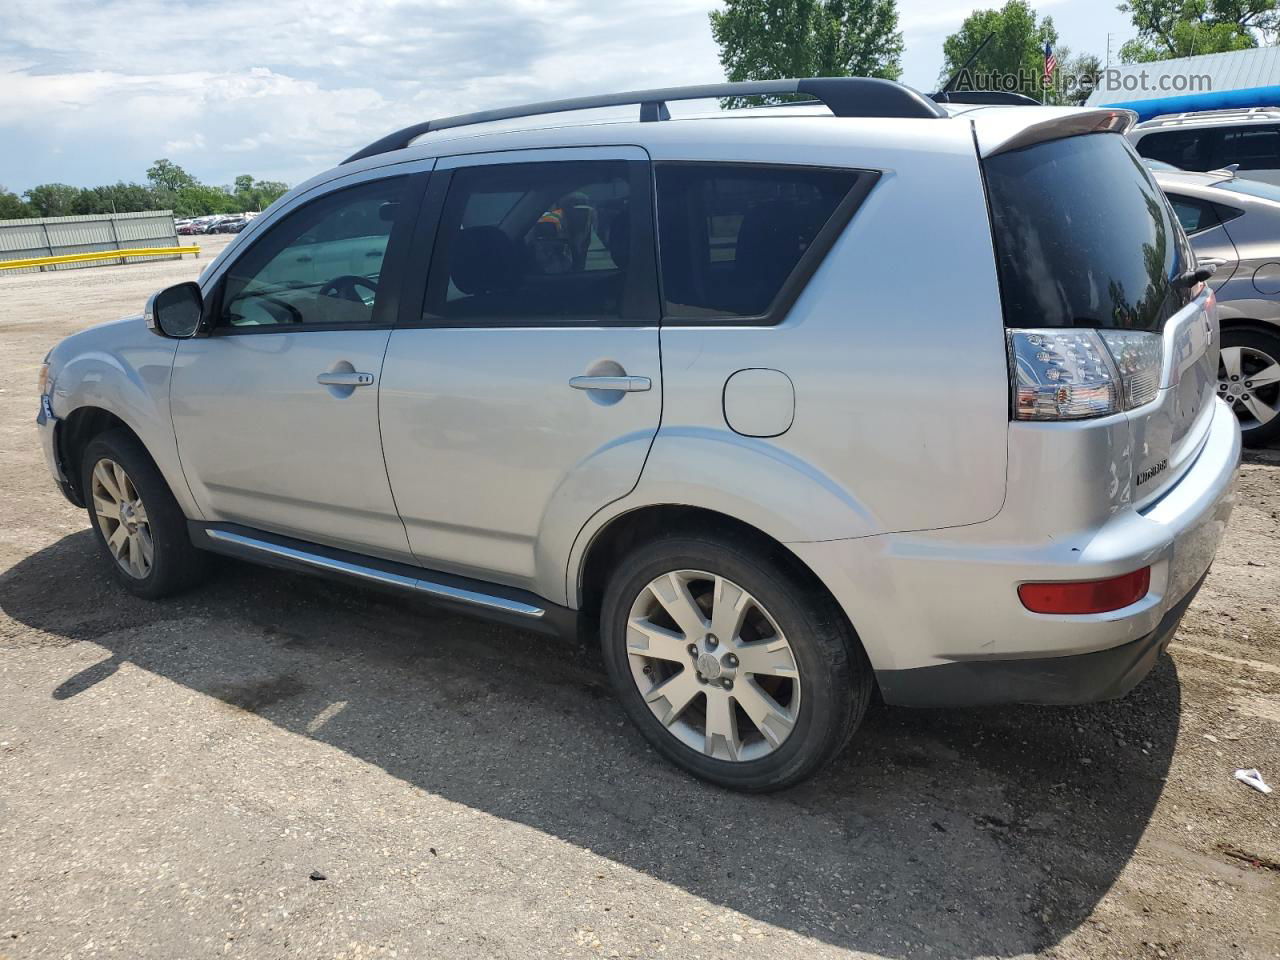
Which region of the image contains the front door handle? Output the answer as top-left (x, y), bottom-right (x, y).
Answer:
top-left (569, 375), bottom-right (651, 393)
top-left (317, 371), bottom-right (375, 387)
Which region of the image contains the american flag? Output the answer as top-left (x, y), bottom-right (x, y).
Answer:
top-left (1043, 42), bottom-right (1057, 85)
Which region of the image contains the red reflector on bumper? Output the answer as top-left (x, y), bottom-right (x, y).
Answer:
top-left (1018, 567), bottom-right (1151, 614)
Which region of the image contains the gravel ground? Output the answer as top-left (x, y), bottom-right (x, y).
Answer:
top-left (0, 243), bottom-right (1277, 960)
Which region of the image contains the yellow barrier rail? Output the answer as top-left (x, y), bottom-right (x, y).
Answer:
top-left (0, 246), bottom-right (200, 271)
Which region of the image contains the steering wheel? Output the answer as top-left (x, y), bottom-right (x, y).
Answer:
top-left (319, 275), bottom-right (378, 304)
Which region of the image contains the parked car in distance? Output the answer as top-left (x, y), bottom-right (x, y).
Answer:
top-left (1130, 107), bottom-right (1280, 185)
top-left (37, 79), bottom-right (1241, 791)
top-left (1150, 165), bottom-right (1280, 446)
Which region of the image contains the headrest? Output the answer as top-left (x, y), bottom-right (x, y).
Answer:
top-left (450, 226), bottom-right (521, 295)
top-left (605, 209), bottom-right (630, 270)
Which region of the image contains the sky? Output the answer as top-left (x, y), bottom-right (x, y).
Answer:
top-left (0, 0), bottom-right (1136, 193)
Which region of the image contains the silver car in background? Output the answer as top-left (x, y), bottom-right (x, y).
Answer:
top-left (1153, 165), bottom-right (1280, 445)
top-left (37, 81), bottom-right (1241, 791)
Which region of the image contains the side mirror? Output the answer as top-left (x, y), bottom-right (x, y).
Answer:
top-left (145, 282), bottom-right (204, 338)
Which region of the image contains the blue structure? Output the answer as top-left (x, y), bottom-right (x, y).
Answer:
top-left (1086, 47), bottom-right (1280, 121)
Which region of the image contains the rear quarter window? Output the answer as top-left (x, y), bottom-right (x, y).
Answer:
top-left (655, 164), bottom-right (864, 322)
top-left (984, 133), bottom-right (1193, 332)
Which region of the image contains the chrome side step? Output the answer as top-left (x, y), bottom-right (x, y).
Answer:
top-left (203, 527), bottom-right (545, 619)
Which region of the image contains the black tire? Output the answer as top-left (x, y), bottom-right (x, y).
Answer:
top-left (600, 531), bottom-right (873, 792)
top-left (1221, 326), bottom-right (1280, 448)
top-left (80, 429), bottom-right (207, 600)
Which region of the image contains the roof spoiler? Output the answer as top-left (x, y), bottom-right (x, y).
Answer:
top-left (343, 77), bottom-right (946, 164)
top-left (978, 108), bottom-right (1139, 158)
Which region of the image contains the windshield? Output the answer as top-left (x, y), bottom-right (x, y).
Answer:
top-left (984, 132), bottom-right (1193, 331)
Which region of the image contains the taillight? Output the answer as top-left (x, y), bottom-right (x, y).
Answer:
top-left (1018, 567), bottom-right (1151, 614)
top-left (1007, 329), bottom-right (1164, 420)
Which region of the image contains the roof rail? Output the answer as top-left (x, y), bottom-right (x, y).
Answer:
top-left (931, 91), bottom-right (1040, 107)
top-left (342, 77), bottom-right (946, 164)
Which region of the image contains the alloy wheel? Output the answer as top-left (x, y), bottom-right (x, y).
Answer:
top-left (90, 457), bottom-right (153, 579)
top-left (626, 570), bottom-right (801, 762)
top-left (1219, 345), bottom-right (1280, 431)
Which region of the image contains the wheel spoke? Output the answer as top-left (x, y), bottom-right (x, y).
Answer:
top-left (704, 689), bottom-right (741, 760)
top-left (648, 572), bottom-right (708, 640)
top-left (642, 669), bottom-right (702, 727)
top-left (93, 461), bottom-right (122, 502)
top-left (734, 679), bottom-right (795, 749)
top-left (709, 575), bottom-right (749, 644)
top-left (132, 501), bottom-right (149, 525)
top-left (92, 495), bottom-right (116, 520)
top-left (136, 526), bottom-right (154, 572)
top-left (735, 638), bottom-right (799, 679)
top-left (1221, 346), bottom-right (1243, 380)
top-left (1242, 391), bottom-right (1278, 424)
top-left (107, 523), bottom-right (128, 558)
top-left (627, 617), bottom-right (691, 663)
top-left (1247, 361), bottom-right (1280, 389)
top-left (113, 462), bottom-right (131, 503)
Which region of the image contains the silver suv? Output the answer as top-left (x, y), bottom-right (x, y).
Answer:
top-left (1129, 107), bottom-right (1280, 185)
top-left (37, 79), bottom-right (1241, 791)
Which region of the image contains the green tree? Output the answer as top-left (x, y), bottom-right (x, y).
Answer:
top-left (1060, 52), bottom-right (1104, 105)
top-left (1119, 0), bottom-right (1279, 61)
top-left (71, 182), bottom-right (157, 216)
top-left (172, 184), bottom-right (237, 218)
top-left (146, 158), bottom-right (197, 194)
top-left (710, 0), bottom-right (904, 102)
top-left (0, 187), bottom-right (32, 219)
top-left (23, 183), bottom-right (81, 218)
top-left (939, 0), bottom-right (1060, 99)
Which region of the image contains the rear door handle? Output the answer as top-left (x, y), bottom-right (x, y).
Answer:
top-left (317, 371), bottom-right (375, 387)
top-left (569, 375), bottom-right (651, 393)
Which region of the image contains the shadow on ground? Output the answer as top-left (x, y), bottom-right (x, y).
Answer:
top-left (1, 529), bottom-right (1182, 959)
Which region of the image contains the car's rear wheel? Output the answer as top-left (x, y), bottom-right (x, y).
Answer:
top-left (600, 532), bottom-right (872, 791)
top-left (1219, 327), bottom-right (1280, 447)
top-left (81, 430), bottom-right (206, 599)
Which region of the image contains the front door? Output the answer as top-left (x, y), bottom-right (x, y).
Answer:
top-left (172, 174), bottom-right (423, 561)
top-left (379, 149), bottom-right (662, 591)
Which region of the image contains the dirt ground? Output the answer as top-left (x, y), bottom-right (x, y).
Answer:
top-left (0, 243), bottom-right (1277, 960)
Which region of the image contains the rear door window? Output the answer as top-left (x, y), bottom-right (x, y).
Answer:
top-left (1214, 124), bottom-right (1280, 170)
top-left (1134, 129), bottom-right (1215, 171)
top-left (655, 164), bottom-right (863, 321)
top-left (423, 160), bottom-right (651, 325)
top-left (984, 133), bottom-right (1193, 331)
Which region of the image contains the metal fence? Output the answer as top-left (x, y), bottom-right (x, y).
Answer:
top-left (0, 211), bottom-right (186, 275)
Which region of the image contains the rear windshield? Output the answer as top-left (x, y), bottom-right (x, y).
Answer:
top-left (984, 132), bottom-right (1193, 331)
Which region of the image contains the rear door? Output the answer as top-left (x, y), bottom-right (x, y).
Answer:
top-left (379, 148), bottom-right (662, 590)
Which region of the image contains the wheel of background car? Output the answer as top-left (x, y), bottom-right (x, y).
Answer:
top-left (1219, 326), bottom-right (1280, 447)
top-left (80, 429), bottom-right (207, 600)
top-left (319, 275), bottom-right (378, 304)
top-left (599, 530), bottom-right (873, 791)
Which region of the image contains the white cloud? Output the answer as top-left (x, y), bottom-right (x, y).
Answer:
top-left (0, 0), bottom-right (1132, 191)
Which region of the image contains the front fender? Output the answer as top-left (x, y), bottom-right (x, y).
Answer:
top-left (48, 319), bottom-right (202, 520)
top-left (562, 427), bottom-right (879, 607)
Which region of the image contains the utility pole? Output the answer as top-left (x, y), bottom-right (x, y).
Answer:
top-left (1106, 33), bottom-right (1114, 66)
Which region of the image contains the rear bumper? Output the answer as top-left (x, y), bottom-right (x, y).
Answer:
top-left (791, 398), bottom-right (1241, 706)
top-left (875, 569), bottom-right (1206, 707)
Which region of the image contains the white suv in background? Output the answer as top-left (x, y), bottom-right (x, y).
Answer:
top-left (37, 80), bottom-right (1240, 791)
top-left (1129, 107), bottom-right (1280, 184)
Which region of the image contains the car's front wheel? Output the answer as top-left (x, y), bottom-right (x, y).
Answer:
top-left (600, 532), bottom-right (872, 791)
top-left (81, 429), bottom-right (206, 599)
